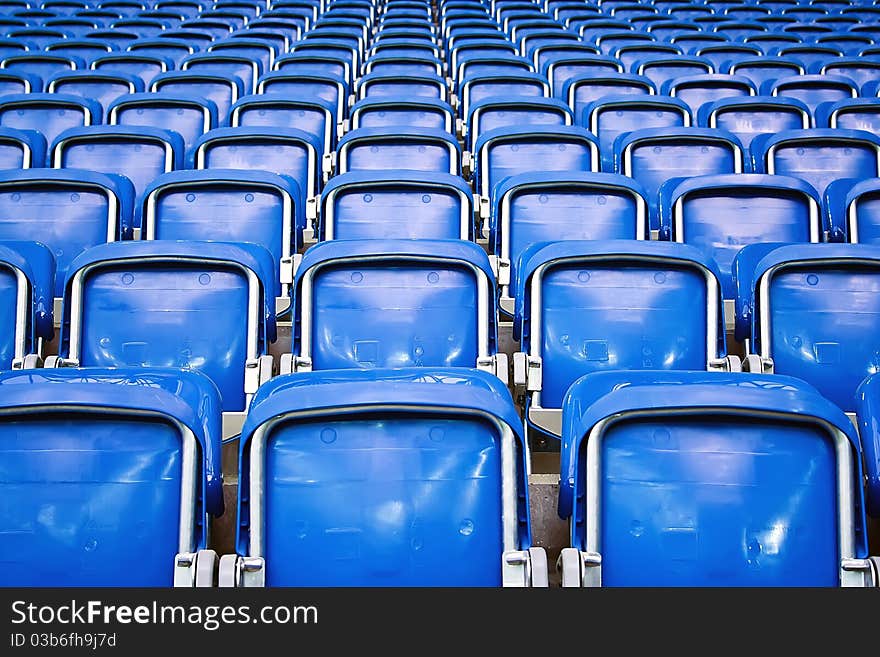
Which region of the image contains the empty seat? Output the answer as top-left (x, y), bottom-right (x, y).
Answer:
top-left (512, 240), bottom-right (734, 440)
top-left (697, 96), bottom-right (811, 152)
top-left (0, 240), bottom-right (53, 369)
top-left (614, 127), bottom-right (746, 229)
top-left (815, 99), bottom-right (880, 134)
top-left (51, 126), bottom-right (185, 225)
top-left (661, 74), bottom-right (756, 116)
top-left (692, 44), bottom-right (762, 70)
top-left (466, 97), bottom-right (572, 151)
top-left (273, 51), bottom-right (352, 86)
top-left (52, 241), bottom-right (276, 426)
top-left (735, 243), bottom-right (880, 413)
top-left (817, 58), bottom-right (880, 91)
top-left (824, 178), bottom-right (880, 244)
top-left (581, 96), bottom-right (691, 171)
top-left (220, 367), bottom-right (544, 587)
top-left (855, 374), bottom-right (880, 520)
top-left (0, 93), bottom-right (101, 155)
top-left (725, 56), bottom-right (805, 89)
top-left (492, 172), bottom-right (649, 314)
top-left (751, 129), bottom-right (880, 197)
top-left (46, 70), bottom-right (142, 115)
top-left (318, 170), bottom-right (472, 241)
top-left (349, 97), bottom-right (455, 134)
top-left (192, 127), bottom-right (322, 205)
top-left (336, 127), bottom-right (460, 176)
top-left (363, 52), bottom-right (444, 78)
top-left (542, 53), bottom-right (621, 98)
top-left (0, 367), bottom-right (224, 586)
top-left (181, 52), bottom-right (263, 96)
top-left (3, 57), bottom-right (83, 83)
top-left (230, 95), bottom-right (336, 156)
top-left (762, 75), bottom-right (858, 116)
top-left (0, 126), bottom-right (46, 169)
top-left (90, 53), bottom-right (174, 87)
top-left (0, 168), bottom-right (134, 296)
top-left (45, 39), bottom-right (116, 65)
top-left (557, 370), bottom-right (877, 587)
top-left (209, 38), bottom-right (276, 73)
top-left (0, 70), bottom-right (41, 95)
top-left (285, 239), bottom-right (506, 382)
top-left (459, 72), bottom-right (549, 118)
top-left (562, 73), bottom-right (655, 125)
top-left (107, 93), bottom-right (218, 154)
top-left (631, 55), bottom-right (713, 88)
top-left (456, 54), bottom-right (533, 89)
top-left (659, 174), bottom-right (821, 298)
top-left (355, 71), bottom-right (448, 103)
top-left (140, 169), bottom-right (302, 295)
top-left (150, 71), bottom-right (245, 125)
top-left (257, 72), bottom-right (347, 124)
top-left (127, 37), bottom-right (198, 68)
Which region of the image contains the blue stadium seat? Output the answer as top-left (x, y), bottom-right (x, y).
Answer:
top-left (0, 168), bottom-right (134, 297)
top-left (697, 96), bottom-right (811, 153)
top-left (150, 70), bottom-right (245, 125)
top-left (863, 80), bottom-right (880, 99)
top-left (193, 127), bottom-right (323, 204)
top-left (127, 37), bottom-right (199, 67)
top-left (725, 56), bottom-right (805, 89)
top-left (221, 367), bottom-right (545, 587)
top-left (1, 53), bottom-right (85, 83)
top-left (230, 94), bottom-right (336, 155)
top-left (631, 54), bottom-right (713, 88)
top-left (318, 170), bottom-right (473, 241)
top-left (614, 127), bottom-right (746, 229)
top-left (512, 240), bottom-right (733, 440)
top-left (466, 96), bottom-right (572, 152)
top-left (816, 58), bottom-right (880, 91)
top-left (541, 53), bottom-right (621, 98)
top-left (0, 93), bottom-right (100, 156)
top-left (492, 172), bottom-right (649, 314)
top-left (90, 53), bottom-right (173, 87)
top-left (531, 43), bottom-right (600, 82)
top-left (355, 71), bottom-right (449, 103)
top-left (285, 239), bottom-right (506, 381)
top-left (46, 70), bottom-right (142, 115)
top-left (107, 93), bottom-right (218, 154)
top-left (0, 240), bottom-right (53, 369)
top-left (661, 74), bottom-right (756, 116)
top-left (0, 70), bottom-right (41, 94)
top-left (53, 240), bottom-right (276, 423)
top-left (659, 174), bottom-right (822, 298)
top-left (0, 39), bottom-right (31, 61)
top-left (762, 74), bottom-right (859, 116)
top-left (140, 169), bottom-right (303, 295)
top-left (0, 367), bottom-right (224, 586)
top-left (459, 72), bottom-right (549, 118)
top-left (210, 38), bottom-right (276, 74)
top-left (336, 127), bottom-right (460, 176)
top-left (273, 51), bottom-right (351, 85)
top-left (855, 374), bottom-right (880, 521)
top-left (0, 126), bottom-right (45, 169)
top-left (111, 18), bottom-right (168, 39)
top-left (363, 51), bottom-right (444, 78)
top-left (773, 44), bottom-right (844, 71)
top-left (822, 163), bottom-right (879, 239)
top-left (751, 129), bottom-right (880, 198)
top-left (735, 243), bottom-right (880, 413)
top-left (692, 43), bottom-right (762, 70)
top-left (557, 370), bottom-right (877, 587)
top-left (7, 27), bottom-right (71, 49)
top-left (581, 96), bottom-right (691, 171)
top-left (814, 99), bottom-right (880, 134)
top-left (612, 43), bottom-right (682, 71)
top-left (562, 72), bottom-right (655, 124)
top-left (456, 53), bottom-right (533, 87)
top-left (181, 52), bottom-right (263, 96)
top-left (257, 71), bottom-right (347, 124)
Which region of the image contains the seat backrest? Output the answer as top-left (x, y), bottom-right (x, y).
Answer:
top-left (764, 74), bottom-right (858, 115)
top-left (127, 37), bottom-right (199, 67)
top-left (46, 70), bottom-right (142, 115)
top-left (150, 70), bottom-right (246, 125)
top-left (181, 52), bottom-right (262, 96)
top-left (460, 72), bottom-right (549, 117)
top-left (697, 96), bottom-right (811, 151)
top-left (825, 178), bottom-right (880, 245)
top-left (660, 173), bottom-right (821, 297)
top-left (356, 71), bottom-right (447, 102)
top-left (336, 127), bottom-right (460, 176)
top-left (735, 243), bottom-right (880, 412)
top-left (752, 129), bottom-right (880, 197)
top-left (468, 97), bottom-right (572, 151)
top-left (0, 240), bottom-right (53, 368)
top-left (542, 53), bottom-right (621, 98)
top-left (815, 99), bottom-right (880, 134)
top-left (90, 53), bottom-right (173, 86)
top-left (0, 93), bottom-right (101, 149)
top-left (818, 58), bottom-right (880, 91)
top-left (108, 93), bottom-right (219, 154)
top-left (0, 71), bottom-right (41, 96)
top-left (693, 44), bottom-right (762, 70)
top-left (257, 71), bottom-right (346, 123)
top-left (0, 126), bottom-right (46, 169)
top-left (349, 97), bottom-right (455, 134)
top-left (61, 241), bottom-right (276, 412)
top-left (563, 72), bottom-right (655, 123)
top-left (559, 370), bottom-right (869, 586)
top-left (631, 55), bottom-right (713, 88)
top-left (661, 73), bottom-right (756, 116)
top-left (0, 367), bottom-right (223, 586)
top-left (230, 94), bottom-right (335, 155)
top-left (726, 56), bottom-right (805, 89)
top-left (236, 368), bottom-right (529, 586)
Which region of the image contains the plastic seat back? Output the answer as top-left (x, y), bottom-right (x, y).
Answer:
top-left (764, 74), bottom-right (858, 115)
top-left (662, 74), bottom-right (756, 116)
top-left (150, 71), bottom-right (245, 125)
top-left (46, 70), bottom-right (142, 115)
top-left (90, 53), bottom-right (173, 86)
top-left (0, 93), bottom-right (100, 152)
top-left (108, 93), bottom-right (218, 154)
top-left (337, 127), bottom-right (460, 176)
top-left (0, 240), bottom-right (53, 368)
top-left (697, 96), bottom-right (811, 152)
top-left (825, 179), bottom-right (880, 244)
top-left (563, 73), bottom-right (655, 124)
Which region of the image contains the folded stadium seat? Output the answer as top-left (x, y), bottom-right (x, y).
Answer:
top-left (178, 19), bottom-right (234, 41)
top-left (520, 32), bottom-right (584, 67)
top-left (51, 125), bottom-right (184, 222)
top-left (317, 170), bottom-right (472, 241)
top-left (43, 0), bottom-right (89, 16)
top-left (1, 53), bottom-right (85, 83)
top-left (245, 18), bottom-right (303, 44)
top-left (283, 239), bottom-right (507, 382)
top-left (293, 37), bottom-right (362, 72)
top-left (336, 127), bottom-right (460, 176)
top-left (139, 169), bottom-right (303, 296)
top-left (631, 55), bottom-right (714, 89)
top-left (562, 73), bottom-right (656, 129)
top-left (98, 0), bottom-right (147, 15)
top-left (614, 127), bottom-right (746, 231)
top-left (159, 29), bottom-right (215, 50)
top-left (106, 93), bottom-right (217, 157)
top-left (541, 53), bottom-right (620, 99)
top-left (46, 70), bottom-right (142, 116)
top-left (697, 96), bottom-right (811, 154)
top-left (233, 30), bottom-right (291, 63)
top-left (257, 72), bottom-right (347, 126)
top-left (370, 38), bottom-right (445, 61)
top-left (230, 95), bottom-right (336, 157)
top-left (724, 56), bottom-right (805, 90)
top-left (0, 94), bottom-right (101, 161)
top-left (0, 125), bottom-right (45, 169)
top-left (199, 11), bottom-right (249, 31)
top-left (864, 80), bottom-right (880, 99)
top-left (218, 367), bottom-right (546, 587)
top-left (557, 370), bottom-right (879, 587)
top-left (90, 53), bottom-right (174, 87)
top-left (0, 367), bottom-right (226, 586)
top-left (645, 21), bottom-right (701, 43)
top-left (763, 75), bottom-right (858, 117)
top-left (127, 37), bottom-right (199, 68)
top-left (180, 52), bottom-right (263, 96)
top-left (472, 126), bottom-right (599, 237)
top-left (825, 179), bottom-right (880, 244)
top-left (149, 71), bottom-right (245, 127)
top-left (492, 172), bottom-right (649, 315)
top-left (209, 38), bottom-right (277, 74)
top-left (83, 29), bottom-right (140, 51)
top-left (217, 1), bottom-right (263, 20)
top-left (0, 168), bottom-right (133, 299)
top-left (50, 240), bottom-right (276, 435)
top-left (348, 97), bottom-right (455, 136)
top-left (355, 71), bottom-right (449, 104)
top-left (512, 240), bottom-right (736, 441)
top-left (458, 72), bottom-right (550, 119)
top-left (6, 27), bottom-right (71, 49)
top-left (465, 97), bottom-right (572, 152)
top-left (857, 375), bottom-right (880, 521)
top-left (0, 70), bottom-right (41, 94)
top-left (813, 58), bottom-right (880, 92)
top-left (363, 52), bottom-right (444, 78)
top-left (751, 129), bottom-right (880, 198)
top-left (611, 43), bottom-right (682, 71)
top-left (659, 174), bottom-right (821, 303)
top-left (815, 99), bottom-right (880, 135)
top-left (273, 52), bottom-right (352, 87)
top-left (661, 74), bottom-right (756, 116)
top-left (0, 240), bottom-right (53, 369)
top-left (302, 32), bottom-right (361, 71)
top-left (580, 96), bottom-right (692, 172)
top-left (735, 243), bottom-right (880, 414)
